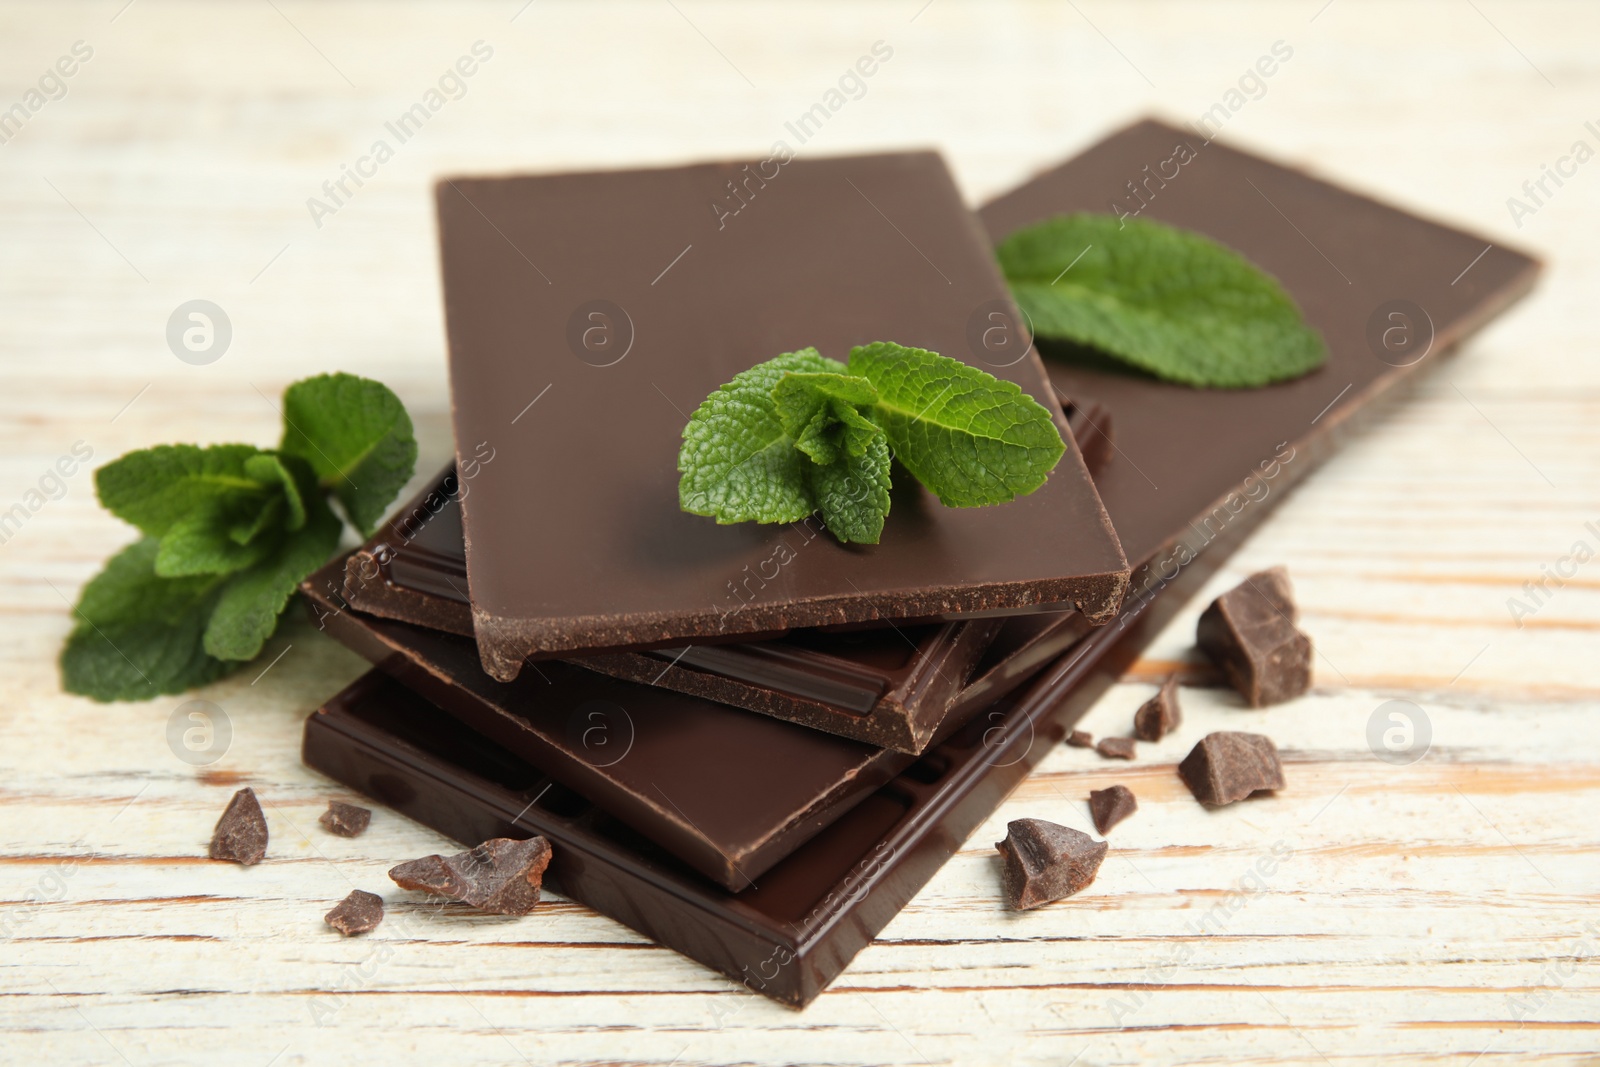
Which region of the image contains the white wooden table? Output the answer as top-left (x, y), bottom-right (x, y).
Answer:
top-left (2, 2), bottom-right (1597, 1063)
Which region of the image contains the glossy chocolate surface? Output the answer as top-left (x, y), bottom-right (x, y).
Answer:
top-left (438, 151), bottom-right (1127, 678)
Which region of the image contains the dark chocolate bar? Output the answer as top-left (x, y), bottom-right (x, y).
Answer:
top-left (304, 559), bottom-right (908, 892)
top-left (340, 467), bottom-right (1003, 754)
top-left (949, 116), bottom-right (1542, 703)
top-left (303, 121), bottom-right (1538, 1005)
top-left (437, 151), bottom-right (1129, 679)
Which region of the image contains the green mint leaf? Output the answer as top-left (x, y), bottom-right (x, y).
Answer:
top-left (228, 495), bottom-right (283, 545)
top-left (678, 349), bottom-right (843, 526)
top-left (153, 453), bottom-right (319, 577)
top-left (60, 539), bottom-right (232, 702)
top-left (997, 213), bottom-right (1327, 388)
top-left (805, 430), bottom-right (892, 544)
top-left (203, 496), bottom-right (343, 661)
top-left (243, 452), bottom-right (309, 531)
top-left (847, 341), bottom-right (1066, 507)
top-left (155, 502), bottom-right (283, 578)
top-left (772, 372), bottom-right (881, 466)
top-left (95, 444), bottom-right (271, 538)
top-left (279, 372), bottom-right (418, 536)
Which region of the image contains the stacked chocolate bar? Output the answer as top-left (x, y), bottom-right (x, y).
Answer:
top-left (300, 120), bottom-right (1538, 1006)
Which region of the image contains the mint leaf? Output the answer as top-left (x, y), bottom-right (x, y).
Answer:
top-left (65, 371), bottom-right (418, 702)
top-left (243, 452), bottom-right (309, 531)
top-left (96, 444), bottom-right (271, 537)
top-left (155, 501), bottom-right (282, 577)
top-left (772, 372), bottom-right (881, 466)
top-left (229, 496), bottom-right (283, 545)
top-left (60, 539), bottom-right (232, 702)
top-left (678, 344), bottom-right (1069, 543)
top-left (203, 496), bottom-right (343, 661)
top-left (678, 349), bottom-right (843, 527)
top-left (997, 213), bottom-right (1327, 388)
top-left (151, 453), bottom-right (319, 577)
top-left (805, 431), bottom-right (892, 544)
top-left (847, 341), bottom-right (1065, 507)
top-left (280, 373), bottom-right (418, 536)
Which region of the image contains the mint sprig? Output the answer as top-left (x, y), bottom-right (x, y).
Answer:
top-left (61, 372), bottom-right (417, 703)
top-left (678, 342), bottom-right (1065, 545)
top-left (997, 213), bottom-right (1327, 388)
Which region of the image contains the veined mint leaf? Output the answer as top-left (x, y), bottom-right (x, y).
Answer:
top-left (155, 501), bottom-right (282, 578)
top-left (151, 453), bottom-right (319, 577)
top-left (243, 452), bottom-right (310, 531)
top-left (806, 431), bottom-right (892, 544)
top-left (96, 444), bottom-right (271, 537)
top-left (203, 495), bottom-right (343, 661)
top-left (678, 349), bottom-right (843, 526)
top-left (772, 372), bottom-right (881, 467)
top-left (847, 341), bottom-right (1065, 507)
top-left (60, 539), bottom-right (232, 702)
top-left (229, 496), bottom-right (283, 545)
top-left (65, 370), bottom-right (419, 702)
top-left (280, 373), bottom-right (418, 536)
top-left (997, 213), bottom-right (1327, 388)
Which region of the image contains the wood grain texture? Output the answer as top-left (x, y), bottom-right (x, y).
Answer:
top-left (1, 1), bottom-right (1597, 1063)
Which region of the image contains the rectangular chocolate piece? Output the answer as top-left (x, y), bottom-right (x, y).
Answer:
top-left (947, 117), bottom-right (1541, 708)
top-left (304, 559), bottom-right (912, 892)
top-left (983, 118), bottom-right (1540, 577)
top-left (437, 151), bottom-right (1128, 680)
top-left (339, 468), bottom-right (1003, 754)
top-left (303, 124), bottom-right (1538, 1005)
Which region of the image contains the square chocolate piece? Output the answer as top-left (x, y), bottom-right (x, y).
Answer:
top-left (437, 152), bottom-right (1128, 680)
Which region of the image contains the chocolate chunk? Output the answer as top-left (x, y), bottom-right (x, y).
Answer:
top-left (1066, 729), bottom-right (1094, 748)
top-left (208, 787), bottom-right (267, 865)
top-left (1196, 568), bottom-right (1312, 706)
top-left (1178, 731), bottom-right (1285, 807)
top-left (1133, 676), bottom-right (1182, 741)
top-left (389, 836), bottom-right (553, 915)
top-left (995, 818), bottom-right (1107, 909)
top-left (1096, 736), bottom-right (1137, 760)
top-left (324, 890), bottom-right (384, 936)
top-left (1089, 785), bottom-right (1138, 834)
top-left (319, 800), bottom-right (371, 838)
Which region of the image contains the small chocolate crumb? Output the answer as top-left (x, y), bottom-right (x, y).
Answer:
top-left (1179, 731), bottom-right (1286, 807)
top-left (1096, 736), bottom-right (1137, 760)
top-left (325, 889), bottom-right (384, 936)
top-left (1133, 676), bottom-right (1182, 741)
top-left (319, 800), bottom-right (371, 838)
top-left (389, 836), bottom-right (553, 915)
top-left (995, 818), bottom-right (1107, 910)
top-left (1066, 730), bottom-right (1094, 748)
top-left (1089, 785), bottom-right (1138, 834)
top-left (208, 787), bottom-right (268, 866)
top-left (1196, 568), bottom-right (1311, 707)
